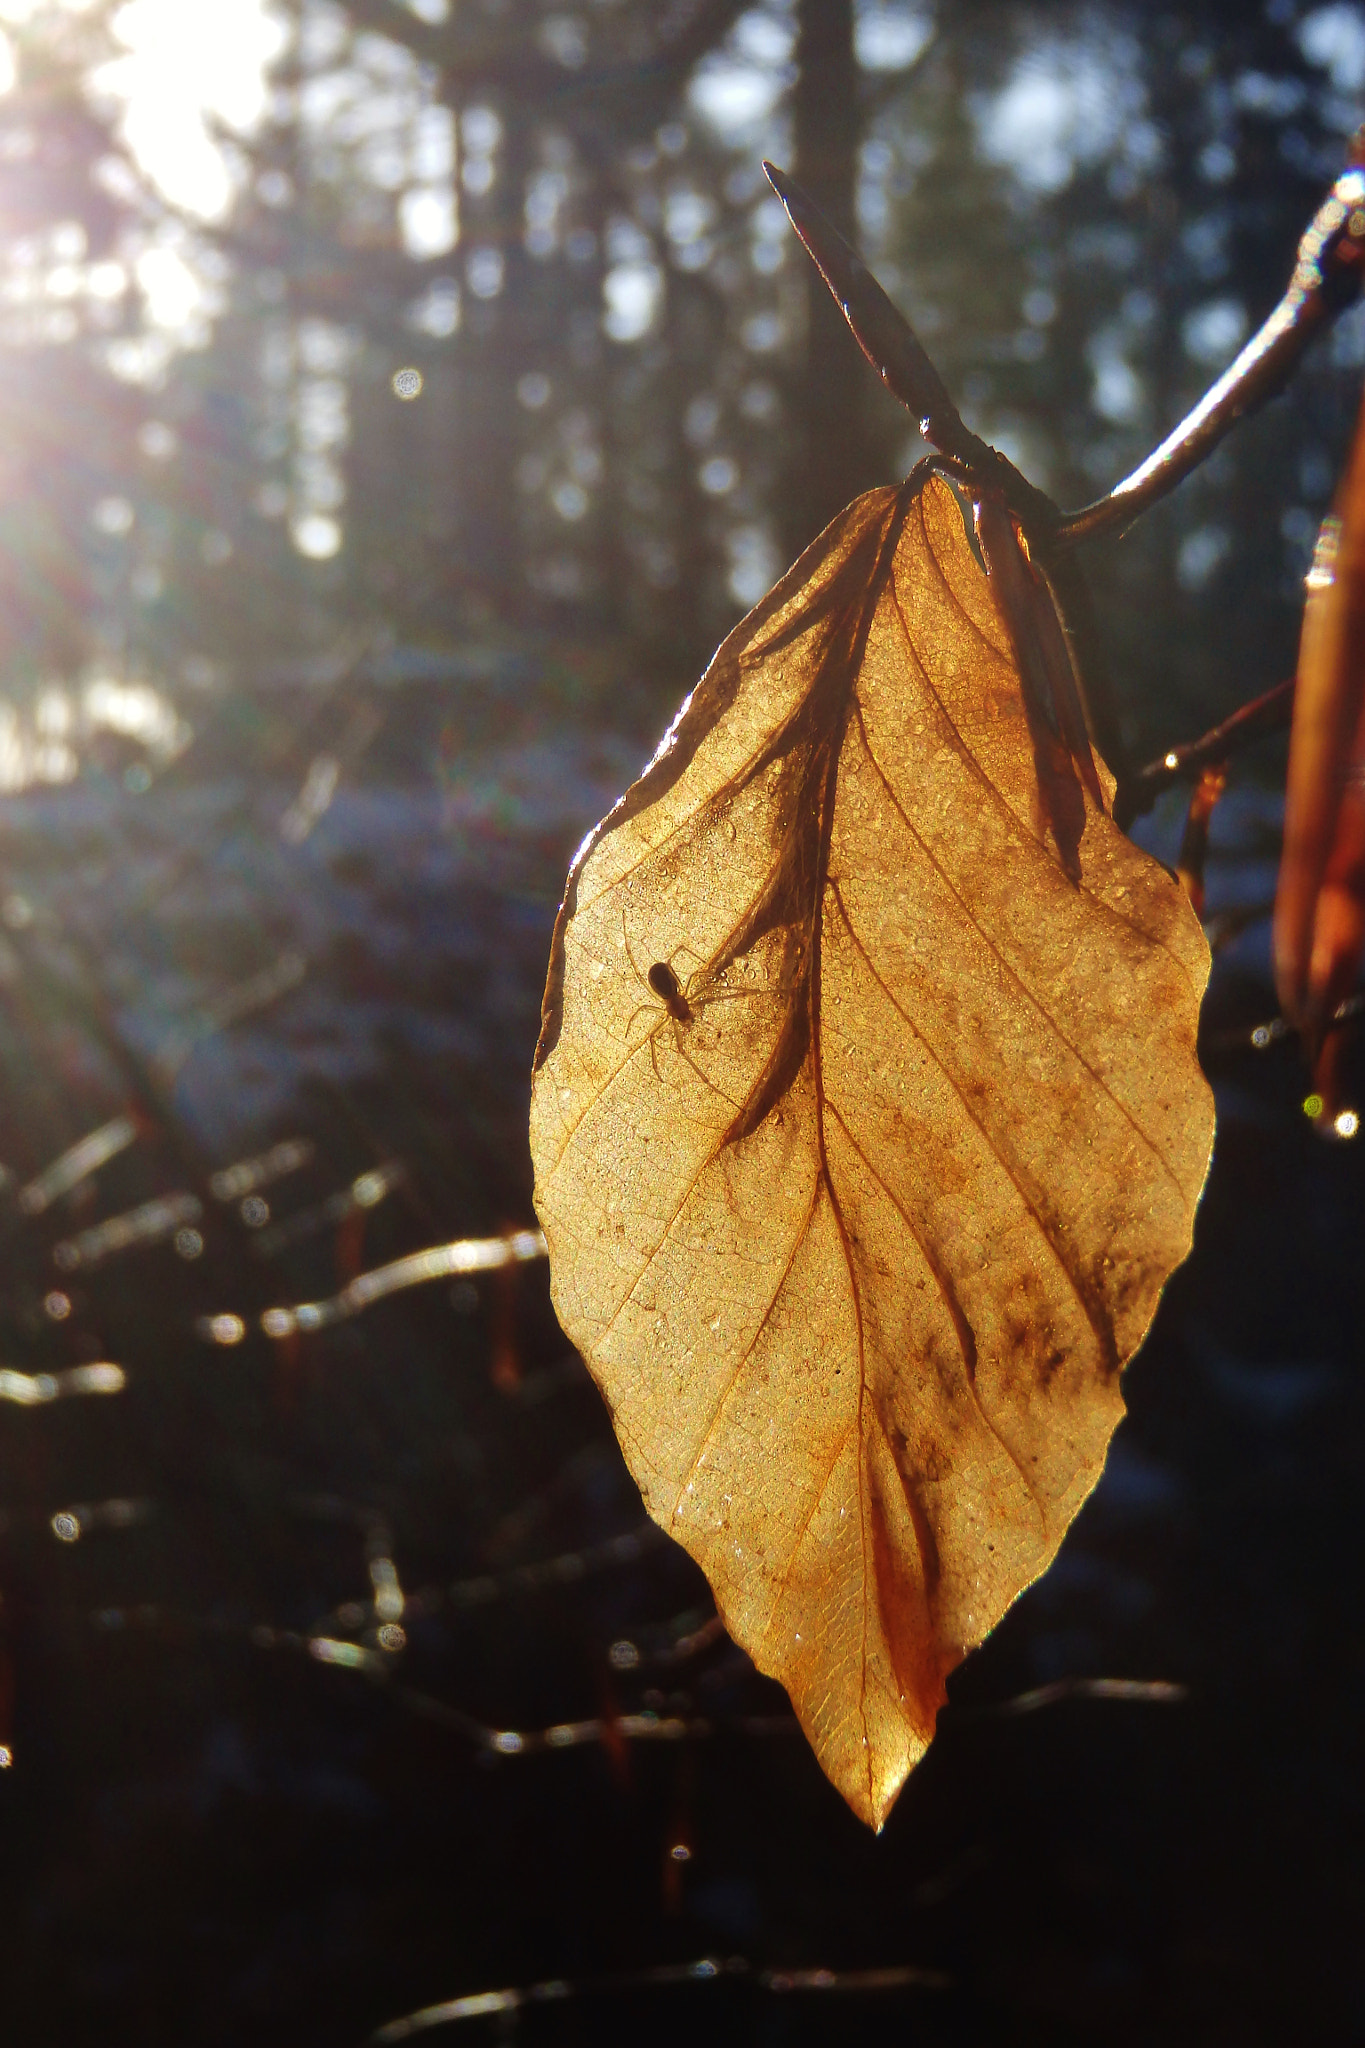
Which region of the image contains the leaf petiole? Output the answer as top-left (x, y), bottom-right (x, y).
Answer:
top-left (766, 139), bottom-right (1365, 555)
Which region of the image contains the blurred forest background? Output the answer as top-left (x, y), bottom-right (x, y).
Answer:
top-left (0, 0), bottom-right (1361, 2042)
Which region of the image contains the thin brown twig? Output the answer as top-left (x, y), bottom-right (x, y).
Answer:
top-left (1201, 987), bottom-right (1365, 1057)
top-left (1055, 141), bottom-right (1365, 547)
top-left (1176, 764), bottom-right (1229, 919)
top-left (87, 1603), bottom-right (1189, 1767)
top-left (1204, 901), bottom-right (1277, 954)
top-left (766, 145), bottom-right (1365, 555)
top-left (762, 162), bottom-right (1056, 536)
top-left (1119, 676), bottom-right (1295, 825)
top-left (371, 1956), bottom-right (951, 2043)
top-left (980, 1677), bottom-right (1188, 1717)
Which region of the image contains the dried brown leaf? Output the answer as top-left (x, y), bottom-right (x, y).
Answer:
top-left (530, 469), bottom-right (1214, 1829)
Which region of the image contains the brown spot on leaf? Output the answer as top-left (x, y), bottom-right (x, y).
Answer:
top-left (530, 469), bottom-right (1214, 1828)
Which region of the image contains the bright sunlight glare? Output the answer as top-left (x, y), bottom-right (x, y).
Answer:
top-left (0, 0), bottom-right (88, 21)
top-left (98, 0), bottom-right (288, 220)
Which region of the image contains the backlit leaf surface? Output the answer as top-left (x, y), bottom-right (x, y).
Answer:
top-left (530, 470), bottom-right (1214, 1828)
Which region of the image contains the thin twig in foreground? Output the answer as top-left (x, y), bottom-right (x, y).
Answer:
top-left (1054, 145), bottom-right (1365, 546)
top-left (762, 160), bottom-right (1055, 534)
top-left (1120, 676), bottom-right (1295, 824)
top-left (1202, 988), bottom-right (1365, 1057)
top-left (194, 1227), bottom-right (547, 1343)
top-left (984, 1677), bottom-right (1188, 1716)
top-left (371, 1956), bottom-right (951, 2042)
top-left (767, 146), bottom-right (1365, 555)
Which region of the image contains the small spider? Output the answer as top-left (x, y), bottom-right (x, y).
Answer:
top-left (644, 957), bottom-right (694, 1022)
top-left (620, 915), bottom-right (794, 1098)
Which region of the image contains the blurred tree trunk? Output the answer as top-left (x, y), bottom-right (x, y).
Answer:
top-left (455, 94), bottom-right (527, 624)
top-left (790, 0), bottom-right (869, 556)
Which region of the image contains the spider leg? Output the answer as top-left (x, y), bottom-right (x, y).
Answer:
top-left (620, 909), bottom-right (655, 994)
top-left (691, 983), bottom-right (792, 1004)
top-left (668, 1019), bottom-right (742, 1108)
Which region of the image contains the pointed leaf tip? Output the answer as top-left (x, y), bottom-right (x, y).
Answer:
top-left (762, 165), bottom-right (997, 481)
top-left (531, 471), bottom-right (1213, 1826)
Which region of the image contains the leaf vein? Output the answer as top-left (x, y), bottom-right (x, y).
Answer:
top-left (667, 1163), bottom-right (824, 1521)
top-left (828, 879), bottom-right (1114, 1367)
top-left (823, 1097), bottom-right (1046, 1520)
top-left (888, 550), bottom-right (1202, 1000)
top-left (851, 700), bottom-right (1189, 1204)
